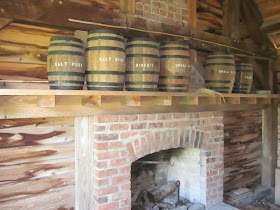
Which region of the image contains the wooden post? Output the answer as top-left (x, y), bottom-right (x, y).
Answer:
top-left (120, 0), bottom-right (135, 15)
top-left (262, 101), bottom-right (278, 187)
top-left (74, 116), bottom-right (94, 210)
top-left (187, 0), bottom-right (197, 34)
top-left (222, 0), bottom-right (240, 40)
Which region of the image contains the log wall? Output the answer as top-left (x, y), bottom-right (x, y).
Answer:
top-left (223, 110), bottom-right (262, 193)
top-left (0, 117), bottom-right (75, 209)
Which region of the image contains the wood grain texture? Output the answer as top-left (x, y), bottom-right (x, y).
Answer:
top-left (0, 142), bottom-right (74, 166)
top-left (75, 116), bottom-right (94, 210)
top-left (0, 172), bottom-right (74, 202)
top-left (0, 186), bottom-right (74, 209)
top-left (224, 109), bottom-right (262, 193)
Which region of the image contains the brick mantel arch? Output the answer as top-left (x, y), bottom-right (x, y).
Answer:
top-left (93, 112), bottom-right (224, 209)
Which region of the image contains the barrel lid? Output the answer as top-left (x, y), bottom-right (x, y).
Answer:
top-left (127, 37), bottom-right (157, 43)
top-left (50, 36), bottom-right (83, 44)
top-left (208, 51), bottom-right (234, 56)
top-left (160, 41), bottom-right (189, 46)
top-left (88, 29), bottom-right (122, 35)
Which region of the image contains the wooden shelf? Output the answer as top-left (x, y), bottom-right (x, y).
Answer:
top-left (0, 89), bottom-right (278, 119)
top-left (0, 89), bottom-right (279, 98)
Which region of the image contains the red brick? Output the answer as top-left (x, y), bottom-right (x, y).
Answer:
top-left (178, 121), bottom-right (191, 127)
top-left (136, 9), bottom-right (144, 16)
top-left (143, 11), bottom-right (153, 19)
top-left (168, 5), bottom-right (176, 12)
top-left (147, 134), bottom-right (155, 153)
top-left (95, 202), bottom-right (119, 210)
top-left (159, 9), bottom-right (167, 16)
top-left (95, 161), bottom-right (108, 169)
top-left (110, 158), bottom-right (128, 167)
top-left (119, 115), bottom-right (138, 122)
top-left (165, 121), bottom-right (179, 128)
top-left (144, 4), bottom-right (151, 12)
top-left (182, 9), bottom-right (187, 15)
top-left (96, 115), bottom-right (119, 123)
top-left (126, 142), bottom-right (136, 162)
top-left (96, 151), bottom-right (119, 160)
top-left (95, 178), bottom-right (109, 186)
top-left (173, 113), bottom-right (187, 119)
top-left (120, 131), bottom-right (138, 139)
top-left (139, 114), bottom-right (156, 121)
top-left (120, 198), bottom-right (131, 207)
top-left (134, 139), bottom-right (143, 158)
top-left (95, 168), bottom-right (118, 178)
top-left (175, 13), bottom-right (182, 20)
top-left (112, 191), bottom-right (131, 202)
top-left (120, 165), bottom-right (131, 173)
top-left (207, 193), bottom-right (218, 200)
top-left (95, 125), bottom-right (106, 132)
top-left (95, 186), bottom-right (118, 196)
top-left (159, 2), bottom-right (167, 10)
top-left (136, 2), bottom-right (143, 10)
top-left (110, 124), bottom-right (129, 131)
top-left (96, 133), bottom-right (119, 141)
top-left (131, 123), bottom-right (147, 130)
top-left (152, 7), bottom-right (159, 14)
top-left (95, 196), bottom-right (108, 204)
top-left (149, 123), bottom-right (163, 129)
top-left (141, 137), bottom-right (149, 156)
top-left (152, 1), bottom-right (160, 7)
top-left (157, 113), bottom-right (172, 120)
top-left (155, 132), bottom-right (162, 151)
top-left (182, 15), bottom-right (188, 21)
top-left (112, 174), bottom-right (130, 185)
top-left (200, 112), bottom-right (213, 118)
top-left (94, 142), bottom-right (108, 150)
top-left (110, 141), bottom-right (124, 149)
top-left (141, 0), bottom-right (151, 4)
top-left (121, 183), bottom-right (130, 191)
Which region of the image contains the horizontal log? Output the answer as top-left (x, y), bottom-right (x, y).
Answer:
top-left (0, 186), bottom-right (74, 209)
top-left (0, 158), bottom-right (74, 184)
top-left (0, 172), bottom-right (74, 202)
top-left (0, 117), bottom-right (73, 130)
top-left (0, 127), bottom-right (74, 148)
top-left (0, 142), bottom-right (74, 166)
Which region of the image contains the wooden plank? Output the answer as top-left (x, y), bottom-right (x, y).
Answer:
top-left (37, 95), bottom-right (56, 107)
top-left (0, 95), bottom-right (265, 119)
top-left (0, 142), bottom-right (74, 166)
top-left (262, 102), bottom-right (278, 187)
top-left (122, 96), bottom-right (141, 106)
top-left (188, 0), bottom-right (197, 33)
top-left (74, 116), bottom-right (94, 210)
top-left (120, 0), bottom-right (135, 15)
top-left (224, 97), bottom-right (241, 104)
top-left (82, 95), bottom-right (102, 107)
top-left (0, 17), bottom-right (12, 30)
top-left (222, 0), bottom-right (240, 39)
top-left (0, 172), bottom-right (74, 202)
top-left (0, 127), bottom-right (74, 148)
top-left (0, 158), bottom-right (74, 184)
top-left (276, 168), bottom-right (280, 205)
top-left (153, 96), bottom-right (172, 106)
top-left (178, 96), bottom-right (199, 105)
top-left (0, 186), bottom-right (74, 209)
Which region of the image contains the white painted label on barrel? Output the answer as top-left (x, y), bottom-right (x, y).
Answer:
top-left (219, 70), bottom-right (235, 74)
top-left (175, 64), bottom-right (187, 67)
top-left (54, 62), bottom-right (83, 67)
top-left (99, 57), bottom-right (124, 62)
top-left (136, 63), bottom-right (154, 68)
top-left (244, 76), bottom-right (252, 79)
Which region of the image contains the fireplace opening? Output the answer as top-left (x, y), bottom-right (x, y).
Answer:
top-left (131, 147), bottom-right (207, 209)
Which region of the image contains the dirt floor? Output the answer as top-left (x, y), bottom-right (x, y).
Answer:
top-left (242, 195), bottom-right (280, 210)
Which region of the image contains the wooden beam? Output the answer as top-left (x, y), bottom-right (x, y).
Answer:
top-left (74, 116), bottom-right (94, 210)
top-left (188, 0), bottom-right (197, 33)
top-left (120, 0), bottom-right (135, 15)
top-left (0, 17), bottom-right (12, 30)
top-left (222, 0), bottom-right (240, 40)
top-left (37, 95), bottom-right (55, 107)
top-left (262, 101), bottom-right (278, 187)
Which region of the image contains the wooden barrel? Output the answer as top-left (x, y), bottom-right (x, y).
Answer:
top-left (205, 51), bottom-right (236, 93)
top-left (125, 37), bottom-right (160, 91)
top-left (233, 60), bottom-right (253, 94)
top-left (159, 41), bottom-right (190, 92)
top-left (86, 29), bottom-right (126, 91)
top-left (47, 37), bottom-right (85, 90)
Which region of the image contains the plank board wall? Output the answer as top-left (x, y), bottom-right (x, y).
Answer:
top-left (278, 106), bottom-right (280, 169)
top-left (0, 117), bottom-right (75, 209)
top-left (223, 109), bottom-right (262, 193)
top-left (197, 0), bottom-right (223, 35)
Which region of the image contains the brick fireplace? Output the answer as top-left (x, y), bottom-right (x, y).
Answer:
top-left (93, 112), bottom-right (224, 209)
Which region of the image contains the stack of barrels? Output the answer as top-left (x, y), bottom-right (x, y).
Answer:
top-left (205, 52), bottom-right (253, 94)
top-left (47, 29), bottom-right (253, 94)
